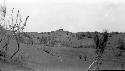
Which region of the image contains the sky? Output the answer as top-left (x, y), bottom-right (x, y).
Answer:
top-left (0, 0), bottom-right (125, 33)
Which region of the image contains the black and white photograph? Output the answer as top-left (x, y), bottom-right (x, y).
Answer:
top-left (0, 0), bottom-right (125, 71)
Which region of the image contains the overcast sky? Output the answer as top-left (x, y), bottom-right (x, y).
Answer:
top-left (0, 0), bottom-right (125, 33)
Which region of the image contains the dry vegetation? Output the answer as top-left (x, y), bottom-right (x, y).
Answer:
top-left (0, 3), bottom-right (125, 71)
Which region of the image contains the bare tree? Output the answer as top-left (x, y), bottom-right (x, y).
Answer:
top-left (0, 3), bottom-right (29, 60)
top-left (86, 30), bottom-right (109, 71)
top-left (9, 9), bottom-right (29, 59)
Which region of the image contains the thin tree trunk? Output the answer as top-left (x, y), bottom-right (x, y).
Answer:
top-left (10, 35), bottom-right (20, 59)
top-left (94, 55), bottom-right (103, 70)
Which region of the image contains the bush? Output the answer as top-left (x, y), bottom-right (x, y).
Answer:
top-left (0, 50), bottom-right (7, 61)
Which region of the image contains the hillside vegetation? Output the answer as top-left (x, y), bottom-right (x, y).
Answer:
top-left (0, 27), bottom-right (125, 71)
top-left (0, 3), bottom-right (125, 71)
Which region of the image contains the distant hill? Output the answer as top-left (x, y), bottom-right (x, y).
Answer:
top-left (0, 28), bottom-right (125, 70)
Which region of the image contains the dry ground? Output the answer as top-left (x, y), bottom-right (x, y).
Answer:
top-left (0, 43), bottom-right (124, 71)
